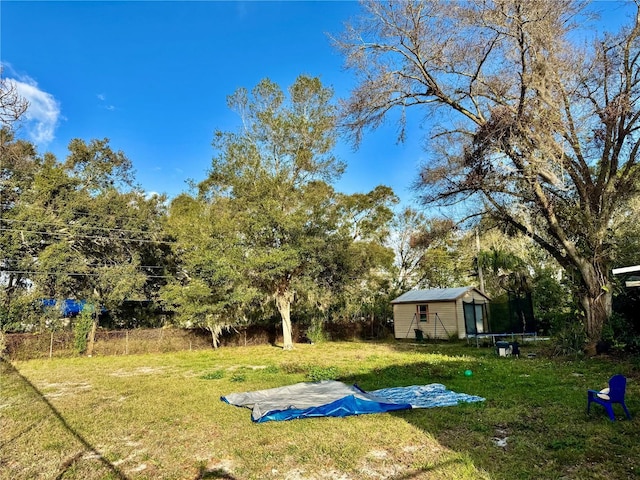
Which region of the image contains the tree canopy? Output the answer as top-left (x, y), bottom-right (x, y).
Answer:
top-left (336, 0), bottom-right (640, 344)
top-left (1, 134), bottom-right (170, 339)
top-left (163, 76), bottom-right (398, 349)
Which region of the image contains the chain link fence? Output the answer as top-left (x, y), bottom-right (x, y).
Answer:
top-left (2, 320), bottom-right (390, 360)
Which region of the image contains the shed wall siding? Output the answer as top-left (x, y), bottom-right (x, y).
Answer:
top-left (393, 290), bottom-right (491, 340)
top-left (422, 301), bottom-right (457, 339)
top-left (393, 301), bottom-right (459, 340)
top-left (393, 303), bottom-right (418, 339)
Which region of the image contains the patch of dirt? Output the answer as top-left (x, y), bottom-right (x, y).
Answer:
top-left (401, 445), bottom-right (422, 454)
top-left (318, 470), bottom-right (351, 479)
top-left (368, 450), bottom-right (388, 460)
top-left (109, 366), bottom-right (167, 377)
top-left (359, 448), bottom-right (408, 479)
top-left (280, 467), bottom-right (305, 479)
top-left (123, 438), bottom-right (143, 448)
top-left (112, 453), bottom-right (137, 467)
top-left (41, 381), bottom-right (92, 398)
top-left (82, 452), bottom-right (102, 461)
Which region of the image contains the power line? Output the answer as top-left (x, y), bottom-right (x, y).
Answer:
top-left (0, 227), bottom-right (176, 245)
top-left (2, 218), bottom-right (169, 237)
top-left (2, 260), bottom-right (168, 270)
top-left (0, 201), bottom-right (169, 223)
top-left (2, 270), bottom-right (175, 279)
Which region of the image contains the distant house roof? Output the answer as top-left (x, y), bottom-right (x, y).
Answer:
top-left (390, 287), bottom-right (489, 304)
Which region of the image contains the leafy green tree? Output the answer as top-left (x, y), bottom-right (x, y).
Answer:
top-left (478, 247), bottom-right (532, 298)
top-left (60, 139), bottom-right (168, 352)
top-left (1, 73), bottom-right (31, 320)
top-left (198, 76), bottom-right (346, 350)
top-left (160, 194), bottom-right (258, 347)
top-left (1, 137), bottom-right (169, 343)
top-left (0, 131), bottom-right (42, 320)
top-left (476, 228), bottom-right (572, 334)
top-left (337, 0), bottom-right (640, 345)
top-left (335, 186), bottom-right (397, 242)
top-left (310, 188), bottom-right (397, 332)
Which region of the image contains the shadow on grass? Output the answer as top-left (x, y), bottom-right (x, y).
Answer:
top-left (340, 343), bottom-right (639, 480)
top-left (195, 466), bottom-right (236, 479)
top-left (337, 352), bottom-right (492, 476)
top-left (1, 358), bottom-right (130, 480)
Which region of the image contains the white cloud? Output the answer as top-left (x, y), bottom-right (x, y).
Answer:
top-left (12, 75), bottom-right (61, 144)
top-left (97, 92), bottom-right (115, 111)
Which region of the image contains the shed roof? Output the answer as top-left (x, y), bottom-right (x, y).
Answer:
top-left (390, 287), bottom-right (489, 304)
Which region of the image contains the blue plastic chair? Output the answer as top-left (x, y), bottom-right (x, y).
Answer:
top-left (587, 374), bottom-right (631, 421)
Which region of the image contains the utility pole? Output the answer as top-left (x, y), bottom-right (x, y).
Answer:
top-left (476, 228), bottom-right (485, 294)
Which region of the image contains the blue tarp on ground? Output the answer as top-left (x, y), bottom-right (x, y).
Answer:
top-left (221, 380), bottom-right (484, 423)
top-left (370, 383), bottom-right (485, 409)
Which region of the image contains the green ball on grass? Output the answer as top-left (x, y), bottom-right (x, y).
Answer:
top-left (464, 369), bottom-right (473, 377)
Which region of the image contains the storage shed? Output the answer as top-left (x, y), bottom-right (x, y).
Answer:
top-left (391, 287), bottom-right (491, 340)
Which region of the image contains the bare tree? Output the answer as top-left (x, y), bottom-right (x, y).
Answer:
top-left (0, 68), bottom-right (28, 128)
top-left (390, 208), bottom-right (465, 291)
top-left (336, 0), bottom-right (640, 345)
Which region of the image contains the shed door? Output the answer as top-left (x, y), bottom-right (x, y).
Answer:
top-left (463, 300), bottom-right (485, 334)
top-left (474, 304), bottom-right (484, 333)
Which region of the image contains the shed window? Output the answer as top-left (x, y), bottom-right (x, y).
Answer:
top-left (417, 304), bottom-right (428, 322)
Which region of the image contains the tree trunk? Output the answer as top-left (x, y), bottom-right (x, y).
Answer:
top-left (208, 324), bottom-right (223, 349)
top-left (86, 314), bottom-right (98, 357)
top-left (580, 288), bottom-right (612, 346)
top-left (275, 288), bottom-right (294, 350)
top-left (578, 263), bottom-right (613, 347)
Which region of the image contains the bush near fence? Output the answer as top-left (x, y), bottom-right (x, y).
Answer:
top-left (3, 320), bottom-right (390, 361)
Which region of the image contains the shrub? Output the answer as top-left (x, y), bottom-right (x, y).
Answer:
top-left (73, 306), bottom-right (95, 355)
top-left (553, 321), bottom-right (586, 357)
top-left (601, 311), bottom-right (640, 354)
top-left (306, 319), bottom-right (327, 344)
top-left (306, 365), bottom-right (340, 381)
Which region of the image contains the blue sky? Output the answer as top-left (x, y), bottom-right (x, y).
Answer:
top-left (2, 0), bottom-right (424, 204)
top-left (1, 1), bottom-right (635, 206)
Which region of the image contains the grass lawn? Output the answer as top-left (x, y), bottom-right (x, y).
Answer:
top-left (1, 340), bottom-right (639, 480)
